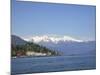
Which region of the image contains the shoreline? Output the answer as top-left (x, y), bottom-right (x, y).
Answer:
top-left (11, 55), bottom-right (61, 59)
top-left (11, 54), bottom-right (96, 59)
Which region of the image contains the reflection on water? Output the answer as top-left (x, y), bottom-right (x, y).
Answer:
top-left (11, 55), bottom-right (96, 74)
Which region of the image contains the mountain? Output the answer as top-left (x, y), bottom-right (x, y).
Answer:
top-left (11, 35), bottom-right (27, 45)
top-left (23, 35), bottom-right (96, 56)
top-left (11, 35), bottom-right (59, 57)
top-left (24, 35), bottom-right (83, 44)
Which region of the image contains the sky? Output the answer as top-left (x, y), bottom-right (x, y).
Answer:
top-left (11, 0), bottom-right (96, 41)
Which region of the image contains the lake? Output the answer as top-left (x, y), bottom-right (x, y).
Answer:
top-left (11, 55), bottom-right (96, 74)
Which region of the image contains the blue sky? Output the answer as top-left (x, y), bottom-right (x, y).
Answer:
top-left (12, 0), bottom-right (96, 41)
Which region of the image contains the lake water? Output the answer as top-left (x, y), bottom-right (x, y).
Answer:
top-left (11, 55), bottom-right (96, 74)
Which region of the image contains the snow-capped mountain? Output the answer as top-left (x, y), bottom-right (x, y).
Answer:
top-left (23, 35), bottom-right (84, 44)
top-left (23, 35), bottom-right (96, 56)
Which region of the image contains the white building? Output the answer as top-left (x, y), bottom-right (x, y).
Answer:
top-left (26, 51), bottom-right (47, 56)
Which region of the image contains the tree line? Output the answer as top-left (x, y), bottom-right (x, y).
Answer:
top-left (11, 42), bottom-right (60, 57)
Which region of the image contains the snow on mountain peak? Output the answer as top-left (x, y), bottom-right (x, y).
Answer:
top-left (23, 35), bottom-right (84, 44)
top-left (63, 36), bottom-right (83, 42)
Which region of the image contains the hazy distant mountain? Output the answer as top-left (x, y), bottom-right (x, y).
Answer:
top-left (11, 35), bottom-right (27, 45)
top-left (23, 35), bottom-right (96, 56)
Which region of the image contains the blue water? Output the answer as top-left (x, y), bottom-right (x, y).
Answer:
top-left (11, 55), bottom-right (96, 74)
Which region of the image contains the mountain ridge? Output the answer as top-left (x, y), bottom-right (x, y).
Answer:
top-left (22, 35), bottom-right (89, 44)
top-left (22, 35), bottom-right (95, 56)
top-left (12, 35), bottom-right (96, 56)
top-left (11, 35), bottom-right (60, 57)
